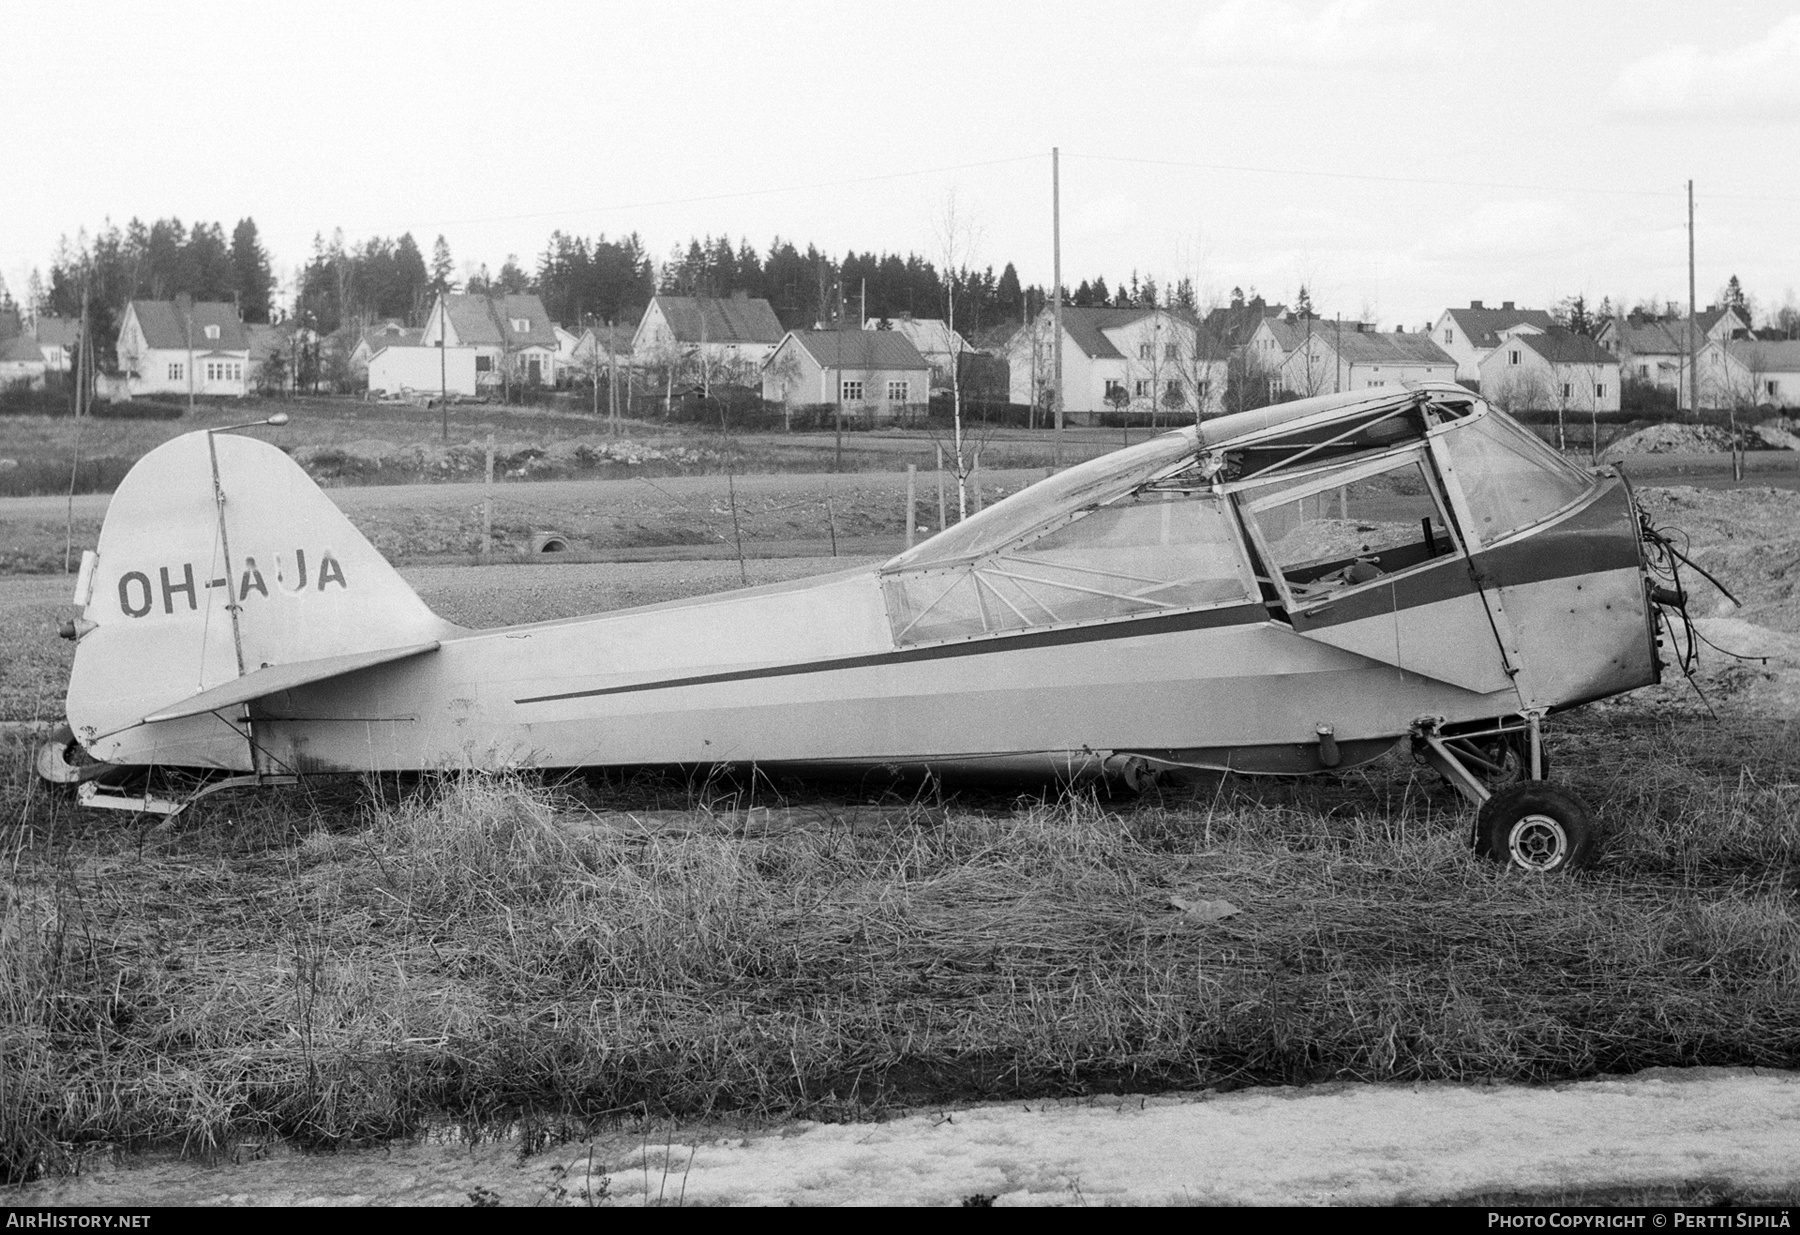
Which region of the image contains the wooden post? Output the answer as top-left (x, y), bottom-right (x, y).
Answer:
top-left (936, 443), bottom-right (947, 529)
top-left (482, 433), bottom-right (494, 558)
top-left (906, 463), bottom-right (917, 547)
top-left (826, 500), bottom-right (839, 557)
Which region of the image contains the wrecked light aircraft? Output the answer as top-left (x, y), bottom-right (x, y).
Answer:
top-left (40, 385), bottom-right (1680, 872)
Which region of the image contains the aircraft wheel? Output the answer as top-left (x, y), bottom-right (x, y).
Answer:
top-left (1477, 783), bottom-right (1595, 873)
top-left (34, 723), bottom-right (119, 785)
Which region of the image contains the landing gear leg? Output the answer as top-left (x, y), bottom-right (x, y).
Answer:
top-left (1412, 716), bottom-right (1594, 874)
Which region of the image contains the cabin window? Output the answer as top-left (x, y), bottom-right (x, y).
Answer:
top-left (1437, 411), bottom-right (1594, 546)
top-left (1239, 450), bottom-right (1458, 607)
top-left (841, 380), bottom-right (864, 401)
top-left (1135, 380), bottom-right (1151, 398)
top-left (887, 379), bottom-right (909, 401)
top-left (167, 363), bottom-right (182, 381)
top-left (882, 494), bottom-right (1256, 646)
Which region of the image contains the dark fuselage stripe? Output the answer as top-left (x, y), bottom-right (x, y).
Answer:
top-left (514, 603), bottom-right (1269, 704)
top-left (516, 482), bottom-right (1642, 706)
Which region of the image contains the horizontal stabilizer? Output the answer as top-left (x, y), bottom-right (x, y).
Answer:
top-left (143, 641), bottom-right (440, 724)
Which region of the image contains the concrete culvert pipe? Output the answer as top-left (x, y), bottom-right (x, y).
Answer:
top-left (531, 532), bottom-right (571, 554)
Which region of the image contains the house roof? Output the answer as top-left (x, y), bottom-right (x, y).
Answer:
top-left (0, 334), bottom-right (47, 364)
top-left (785, 329), bottom-right (929, 370)
top-left (653, 295), bottom-right (784, 345)
top-left (577, 324), bottom-right (635, 354)
top-left (1726, 340), bottom-right (1800, 373)
top-left (1312, 329), bottom-right (1456, 366)
top-left (127, 300), bottom-right (249, 351)
top-left (33, 316), bottom-right (82, 348)
top-left (1260, 315), bottom-right (1370, 352)
top-left (862, 317), bottom-right (971, 357)
top-left (360, 323), bottom-right (422, 353)
top-left (1201, 299), bottom-right (1287, 348)
top-left (1698, 304), bottom-right (1751, 337)
top-left (1606, 317), bottom-right (1687, 356)
top-left (1519, 327), bottom-right (1616, 365)
top-left (1442, 305), bottom-right (1556, 348)
top-left (440, 294), bottom-right (559, 348)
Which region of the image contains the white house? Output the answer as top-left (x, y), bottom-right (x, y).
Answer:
top-left (1476, 325), bottom-right (1620, 414)
top-left (348, 321), bottom-right (422, 375)
top-left (1278, 327), bottom-right (1457, 398)
top-left (1597, 304), bottom-right (1751, 409)
top-left (1243, 315), bottom-right (1377, 388)
top-left (554, 324), bottom-right (582, 374)
top-left (633, 294), bottom-right (785, 378)
top-left (571, 324), bottom-right (635, 370)
top-left (32, 316), bottom-right (82, 372)
top-left (367, 344), bottom-right (478, 397)
top-left (1696, 339), bottom-right (1800, 410)
top-left (421, 293), bottom-right (561, 389)
top-left (862, 315), bottom-right (972, 390)
top-left (115, 300), bottom-right (250, 398)
top-left (1005, 306), bottom-right (1228, 419)
top-left (0, 334), bottom-right (48, 388)
top-left (1428, 301), bottom-right (1555, 383)
top-left (762, 329), bottom-right (930, 422)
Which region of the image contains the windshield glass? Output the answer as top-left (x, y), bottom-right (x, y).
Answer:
top-left (1441, 411), bottom-right (1595, 545)
top-left (882, 428), bottom-right (1198, 571)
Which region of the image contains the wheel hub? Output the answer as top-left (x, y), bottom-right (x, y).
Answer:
top-left (1508, 813), bottom-right (1570, 870)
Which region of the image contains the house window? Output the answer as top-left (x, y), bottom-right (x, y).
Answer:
top-left (511, 318), bottom-right (530, 332)
top-left (1138, 343), bottom-right (1151, 360)
top-left (1639, 363), bottom-right (1650, 377)
top-left (168, 363), bottom-right (182, 381)
top-left (1134, 380), bottom-right (1151, 398)
top-left (1443, 329), bottom-right (1453, 344)
top-left (886, 379), bottom-right (909, 402)
top-left (1104, 379), bottom-right (1125, 400)
top-left (1165, 343), bottom-right (1177, 361)
top-left (204, 324), bottom-right (220, 340)
top-left (1562, 383), bottom-right (1573, 399)
top-left (1769, 381), bottom-right (1779, 398)
top-left (1165, 379), bottom-right (1182, 400)
top-left (475, 355), bottom-right (492, 372)
top-left (841, 380), bottom-right (864, 401)
top-left (1509, 349), bottom-right (1521, 365)
top-left (1596, 384), bottom-right (1606, 399)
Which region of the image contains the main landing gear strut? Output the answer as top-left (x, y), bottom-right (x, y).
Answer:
top-left (1413, 714), bottom-right (1595, 873)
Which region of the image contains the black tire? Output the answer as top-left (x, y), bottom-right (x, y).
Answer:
top-left (1477, 783), bottom-right (1595, 873)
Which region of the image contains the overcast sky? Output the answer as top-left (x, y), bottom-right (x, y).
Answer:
top-left (6, 0), bottom-right (1798, 328)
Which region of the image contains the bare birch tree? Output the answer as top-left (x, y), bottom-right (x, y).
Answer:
top-left (933, 192), bottom-right (983, 521)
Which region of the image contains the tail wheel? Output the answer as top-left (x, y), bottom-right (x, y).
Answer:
top-left (1477, 783), bottom-right (1595, 873)
top-left (35, 723), bottom-right (119, 786)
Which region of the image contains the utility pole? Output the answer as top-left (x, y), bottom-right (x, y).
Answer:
top-left (438, 291), bottom-right (448, 441)
top-left (1687, 179), bottom-right (1699, 420)
top-left (1052, 146), bottom-right (1064, 467)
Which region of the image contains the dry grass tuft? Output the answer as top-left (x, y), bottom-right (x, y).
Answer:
top-left (3, 717), bottom-right (1799, 1182)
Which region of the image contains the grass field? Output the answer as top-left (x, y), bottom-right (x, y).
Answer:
top-left (0, 395), bottom-right (1126, 498)
top-left (3, 709), bottom-right (1796, 1186)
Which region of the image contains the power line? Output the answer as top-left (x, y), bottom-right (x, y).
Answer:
top-left (387, 154), bottom-right (1046, 233)
top-left (1060, 152), bottom-right (1800, 206)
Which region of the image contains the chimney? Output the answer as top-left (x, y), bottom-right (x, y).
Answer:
top-left (1501, 300), bottom-right (1515, 311)
top-left (1470, 300), bottom-right (1484, 310)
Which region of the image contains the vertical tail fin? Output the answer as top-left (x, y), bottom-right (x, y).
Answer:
top-left (68, 430), bottom-right (451, 753)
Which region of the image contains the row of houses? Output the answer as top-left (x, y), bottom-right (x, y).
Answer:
top-left (999, 296), bottom-right (1800, 418)
top-left (6, 288), bottom-right (1795, 418)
